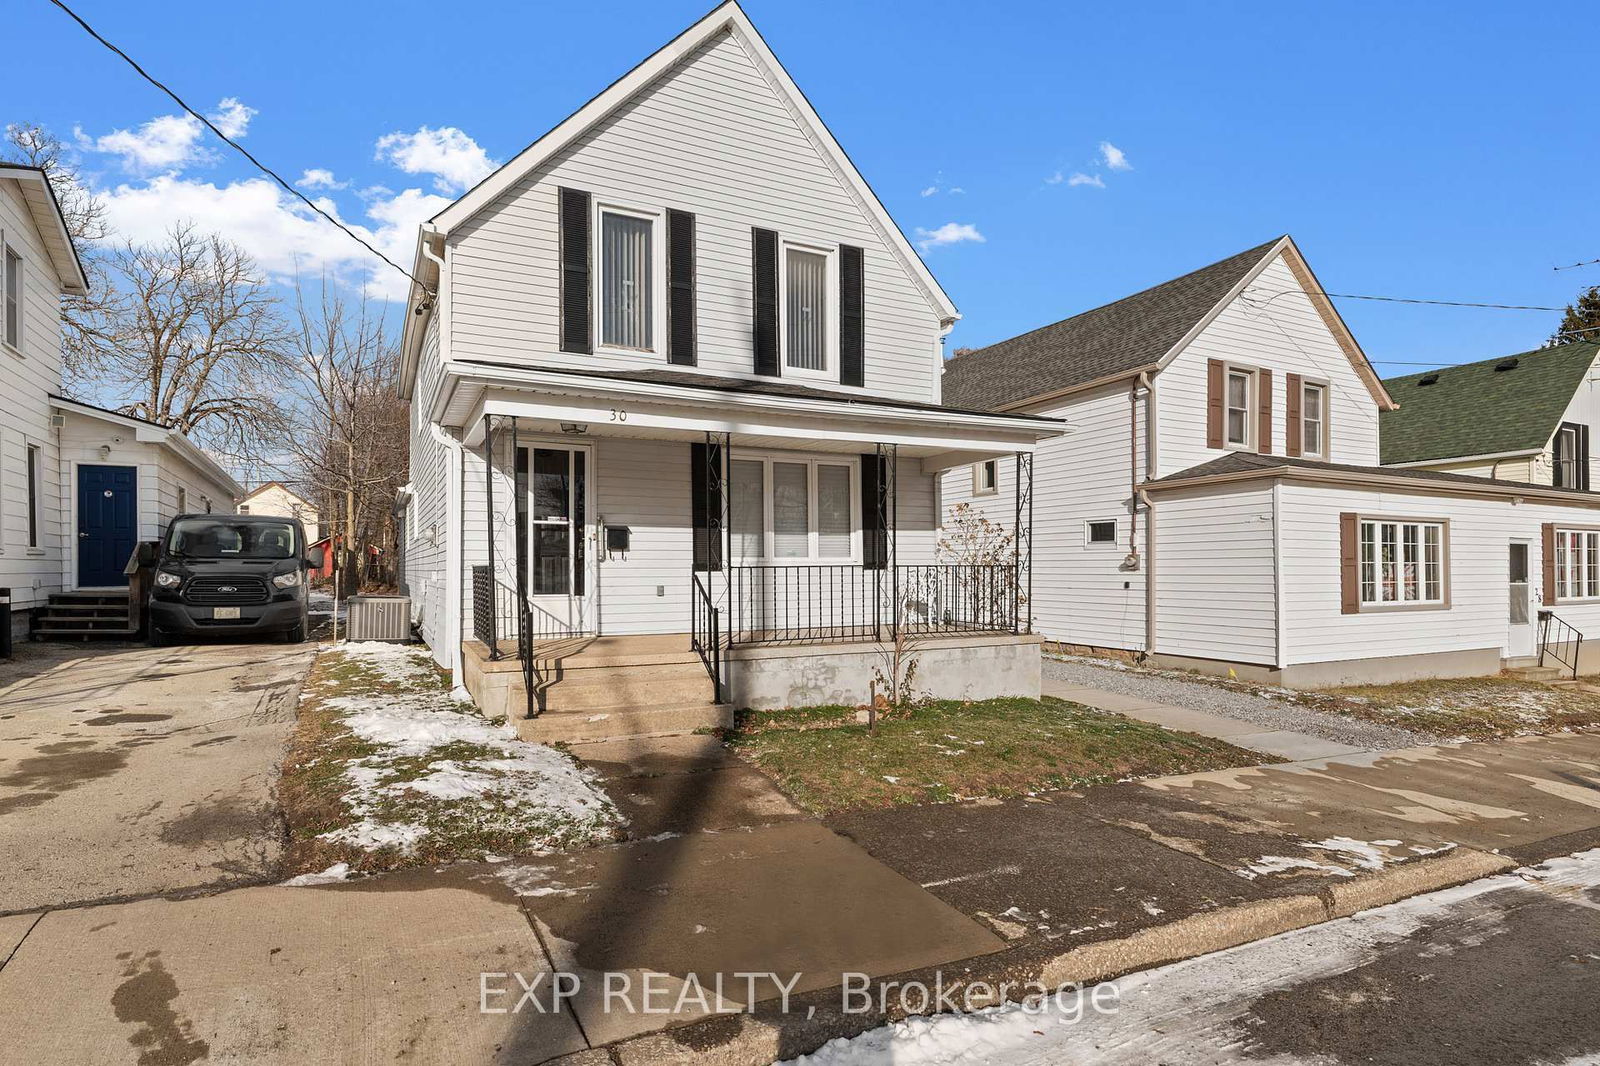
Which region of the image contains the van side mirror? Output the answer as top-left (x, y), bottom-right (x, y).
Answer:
top-left (306, 546), bottom-right (326, 570)
top-left (136, 541), bottom-right (159, 567)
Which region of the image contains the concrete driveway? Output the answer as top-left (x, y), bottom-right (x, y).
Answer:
top-left (0, 637), bottom-right (317, 913)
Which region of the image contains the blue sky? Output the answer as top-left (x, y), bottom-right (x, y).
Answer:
top-left (9, 0), bottom-right (1599, 377)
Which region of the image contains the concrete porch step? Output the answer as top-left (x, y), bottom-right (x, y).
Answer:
top-left (1506, 665), bottom-right (1565, 682)
top-left (530, 669), bottom-right (714, 712)
top-left (513, 702), bottom-right (733, 743)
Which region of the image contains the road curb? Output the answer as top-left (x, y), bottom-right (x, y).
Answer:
top-left (572, 847), bottom-right (1517, 1066)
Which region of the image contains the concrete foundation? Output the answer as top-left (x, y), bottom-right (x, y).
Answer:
top-left (1148, 646), bottom-right (1506, 689)
top-left (726, 633), bottom-right (1043, 710)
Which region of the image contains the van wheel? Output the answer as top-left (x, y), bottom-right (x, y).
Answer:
top-left (285, 623), bottom-right (307, 644)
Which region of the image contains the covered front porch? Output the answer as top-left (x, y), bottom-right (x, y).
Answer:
top-left (444, 364), bottom-right (1061, 717)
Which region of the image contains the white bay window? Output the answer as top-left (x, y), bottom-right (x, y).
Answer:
top-left (729, 454), bottom-right (857, 562)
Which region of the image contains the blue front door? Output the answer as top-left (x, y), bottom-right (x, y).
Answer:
top-left (78, 464), bottom-right (138, 587)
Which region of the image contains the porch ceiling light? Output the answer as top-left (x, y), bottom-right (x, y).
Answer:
top-left (560, 423), bottom-right (589, 435)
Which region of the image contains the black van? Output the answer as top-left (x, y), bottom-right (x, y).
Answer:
top-left (146, 513), bottom-right (325, 645)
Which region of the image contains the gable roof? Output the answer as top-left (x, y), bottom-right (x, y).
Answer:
top-left (0, 164), bottom-right (88, 294)
top-left (1379, 340), bottom-right (1600, 466)
top-left (941, 236), bottom-right (1396, 414)
top-left (49, 395), bottom-right (241, 497)
top-left (239, 480), bottom-right (317, 508)
top-left (423, 0), bottom-right (956, 325)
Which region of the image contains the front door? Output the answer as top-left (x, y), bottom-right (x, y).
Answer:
top-left (78, 464), bottom-right (138, 588)
top-left (1508, 540), bottom-right (1535, 658)
top-left (516, 444), bottom-right (594, 635)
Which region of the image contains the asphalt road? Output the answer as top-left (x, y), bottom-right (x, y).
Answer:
top-left (0, 637), bottom-right (317, 913)
top-left (789, 848), bottom-right (1600, 1066)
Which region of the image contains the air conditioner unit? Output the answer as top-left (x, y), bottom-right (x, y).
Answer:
top-left (345, 595), bottom-right (412, 643)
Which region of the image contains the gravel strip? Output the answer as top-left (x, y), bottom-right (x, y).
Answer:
top-left (1043, 656), bottom-right (1431, 750)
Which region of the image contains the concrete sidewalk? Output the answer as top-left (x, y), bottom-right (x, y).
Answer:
top-left (1043, 677), bottom-right (1372, 760)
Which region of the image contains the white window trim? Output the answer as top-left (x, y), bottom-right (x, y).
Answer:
top-left (1084, 518), bottom-right (1120, 548)
top-left (591, 199), bottom-right (666, 359)
top-left (972, 459), bottom-right (998, 497)
top-left (1554, 527), bottom-right (1600, 602)
top-left (729, 450), bottom-right (860, 565)
top-left (1223, 364), bottom-right (1256, 451)
top-left (1301, 379), bottom-right (1329, 459)
top-left (779, 237), bottom-right (838, 381)
top-left (1357, 517), bottom-right (1448, 609)
top-left (2, 239), bottom-right (22, 356)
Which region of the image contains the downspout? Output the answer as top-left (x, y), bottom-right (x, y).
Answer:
top-left (1137, 371), bottom-right (1158, 657)
top-left (429, 421), bottom-right (469, 699)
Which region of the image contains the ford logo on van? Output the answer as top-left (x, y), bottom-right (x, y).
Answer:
top-left (218, 586), bottom-right (238, 594)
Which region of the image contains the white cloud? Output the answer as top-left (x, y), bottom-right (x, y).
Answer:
top-left (374, 127), bottom-right (496, 194)
top-left (948, 186), bottom-right (965, 195)
top-left (1045, 171), bottom-right (1065, 185)
top-left (1099, 141), bottom-right (1131, 171)
top-left (1067, 172), bottom-right (1105, 188)
top-left (97, 174), bottom-right (445, 300)
top-left (297, 168), bottom-right (347, 190)
top-left (82, 98), bottom-right (254, 172)
top-left (920, 186), bottom-right (938, 197)
top-left (914, 222), bottom-right (985, 252)
top-left (210, 97), bottom-right (256, 139)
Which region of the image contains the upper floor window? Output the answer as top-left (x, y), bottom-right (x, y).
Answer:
top-left (3, 244), bottom-right (20, 351)
top-left (1225, 368), bottom-right (1253, 447)
top-left (597, 204), bottom-right (660, 353)
top-left (1301, 381), bottom-right (1327, 458)
top-left (1553, 422), bottom-right (1589, 490)
top-left (783, 241), bottom-right (832, 376)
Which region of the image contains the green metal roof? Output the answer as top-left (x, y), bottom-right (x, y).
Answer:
top-left (1379, 340), bottom-right (1600, 465)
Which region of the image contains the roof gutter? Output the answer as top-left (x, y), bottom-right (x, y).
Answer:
top-left (1146, 464), bottom-right (1600, 508)
top-left (993, 365), bottom-right (1160, 414)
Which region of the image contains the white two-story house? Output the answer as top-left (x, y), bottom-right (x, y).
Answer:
top-left (944, 236), bottom-right (1600, 686)
top-left (398, 2), bottom-right (1062, 736)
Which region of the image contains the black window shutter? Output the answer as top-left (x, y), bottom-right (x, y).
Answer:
top-left (860, 452), bottom-right (887, 570)
top-left (690, 441), bottom-right (724, 571)
top-left (839, 244), bottom-right (864, 387)
top-left (1583, 425), bottom-right (1592, 491)
top-left (558, 187), bottom-right (592, 354)
top-left (667, 209), bottom-right (696, 366)
top-left (752, 227), bottom-right (779, 376)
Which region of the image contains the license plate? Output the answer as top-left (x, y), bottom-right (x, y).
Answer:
top-left (213, 607), bottom-right (241, 620)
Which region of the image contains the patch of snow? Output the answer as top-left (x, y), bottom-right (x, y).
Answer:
top-left (1238, 855), bottom-right (1356, 879)
top-left (282, 862), bottom-right (352, 886)
top-left (320, 820), bottom-right (429, 852)
top-left (1140, 899), bottom-right (1165, 917)
top-left (1305, 836), bottom-right (1395, 871)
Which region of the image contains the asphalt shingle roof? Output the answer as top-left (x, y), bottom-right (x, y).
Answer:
top-left (1150, 450), bottom-right (1598, 499)
top-left (941, 238), bottom-right (1284, 411)
top-left (1378, 340), bottom-right (1600, 466)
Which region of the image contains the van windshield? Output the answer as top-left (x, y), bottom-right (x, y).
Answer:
top-left (168, 518), bottom-right (298, 559)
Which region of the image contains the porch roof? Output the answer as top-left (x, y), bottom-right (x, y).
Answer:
top-left (444, 360), bottom-right (1066, 467)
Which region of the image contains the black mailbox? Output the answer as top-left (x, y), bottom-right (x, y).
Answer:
top-left (605, 526), bottom-right (631, 553)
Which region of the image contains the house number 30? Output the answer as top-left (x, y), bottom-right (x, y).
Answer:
top-left (610, 409), bottom-right (627, 422)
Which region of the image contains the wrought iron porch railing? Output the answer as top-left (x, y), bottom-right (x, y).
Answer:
top-left (722, 563), bottom-right (1020, 647)
top-left (690, 573), bottom-right (724, 703)
top-left (1538, 609), bottom-right (1583, 681)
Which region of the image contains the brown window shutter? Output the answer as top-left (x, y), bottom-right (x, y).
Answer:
top-left (1285, 372), bottom-right (1303, 457)
top-left (1258, 368), bottom-right (1273, 454)
top-left (1543, 523), bottom-right (1557, 606)
top-left (1206, 359), bottom-right (1224, 448)
top-left (1339, 512), bottom-right (1360, 614)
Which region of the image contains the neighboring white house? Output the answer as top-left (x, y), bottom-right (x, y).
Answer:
top-left (0, 163), bottom-right (240, 641)
top-left (398, 1), bottom-right (1063, 735)
top-left (1380, 340), bottom-right (1600, 488)
top-left (943, 236), bottom-right (1600, 685)
top-left (0, 164), bottom-right (88, 641)
top-left (237, 481), bottom-right (320, 542)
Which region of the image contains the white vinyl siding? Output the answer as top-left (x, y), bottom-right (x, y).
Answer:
top-left (1152, 483), bottom-right (1278, 665)
top-left (1157, 253), bottom-right (1381, 472)
top-left (447, 29), bottom-right (944, 403)
top-left (940, 381), bottom-right (1146, 651)
top-left (402, 315), bottom-right (454, 664)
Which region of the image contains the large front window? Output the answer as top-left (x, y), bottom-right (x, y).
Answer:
top-left (1556, 529), bottom-right (1600, 600)
top-left (1359, 519), bottom-right (1444, 606)
top-left (729, 455), bottom-right (856, 562)
top-left (598, 208), bottom-right (656, 351)
top-left (783, 244), bottom-right (830, 374)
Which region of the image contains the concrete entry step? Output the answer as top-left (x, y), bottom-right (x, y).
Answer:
top-left (513, 702), bottom-right (733, 744)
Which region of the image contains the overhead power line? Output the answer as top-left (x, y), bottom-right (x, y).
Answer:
top-left (46, 0), bottom-right (426, 293)
top-left (1314, 291), bottom-right (1564, 312)
top-left (1554, 257), bottom-right (1600, 272)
